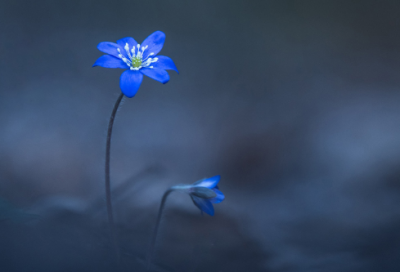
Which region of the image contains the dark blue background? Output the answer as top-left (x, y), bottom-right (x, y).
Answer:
top-left (1, 1), bottom-right (400, 271)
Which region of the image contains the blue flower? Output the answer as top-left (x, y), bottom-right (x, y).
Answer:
top-left (188, 175), bottom-right (225, 216)
top-left (93, 31), bottom-right (178, 98)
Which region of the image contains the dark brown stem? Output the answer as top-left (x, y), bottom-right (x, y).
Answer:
top-left (105, 93), bottom-right (124, 263)
top-left (146, 188), bottom-right (174, 271)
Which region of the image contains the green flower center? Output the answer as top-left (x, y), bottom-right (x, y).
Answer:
top-left (131, 57), bottom-right (142, 68)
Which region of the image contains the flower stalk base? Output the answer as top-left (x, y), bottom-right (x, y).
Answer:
top-left (146, 187), bottom-right (174, 271)
top-left (105, 93), bottom-right (124, 263)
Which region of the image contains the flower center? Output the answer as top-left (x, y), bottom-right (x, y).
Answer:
top-left (131, 56), bottom-right (142, 68)
top-left (117, 43), bottom-right (158, 71)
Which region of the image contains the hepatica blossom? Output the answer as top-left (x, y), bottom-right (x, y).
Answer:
top-left (93, 31), bottom-right (178, 97)
top-left (174, 175), bottom-right (225, 216)
top-left (147, 175), bottom-right (225, 269)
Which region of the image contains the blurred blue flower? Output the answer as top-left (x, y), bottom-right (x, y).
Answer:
top-left (147, 175), bottom-right (224, 269)
top-left (188, 175), bottom-right (225, 216)
top-left (93, 31), bottom-right (178, 98)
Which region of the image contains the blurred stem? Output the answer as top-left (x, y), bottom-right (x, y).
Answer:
top-left (146, 187), bottom-right (175, 271)
top-left (105, 92), bottom-right (124, 263)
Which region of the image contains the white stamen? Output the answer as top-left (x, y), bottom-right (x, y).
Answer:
top-left (142, 59), bottom-right (152, 67)
top-left (124, 43), bottom-right (132, 58)
top-left (114, 43), bottom-right (160, 70)
top-left (141, 52), bottom-right (156, 63)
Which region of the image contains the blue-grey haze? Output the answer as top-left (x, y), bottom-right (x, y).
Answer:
top-left (0, 0), bottom-right (400, 271)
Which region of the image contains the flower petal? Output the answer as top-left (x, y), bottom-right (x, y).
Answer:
top-left (210, 188), bottom-right (225, 204)
top-left (97, 42), bottom-right (123, 58)
top-left (191, 187), bottom-right (217, 199)
top-left (120, 70), bottom-right (143, 98)
top-left (93, 55), bottom-right (128, 69)
top-left (141, 31), bottom-right (165, 59)
top-left (193, 175), bottom-right (221, 189)
top-left (153, 56), bottom-right (179, 74)
top-left (191, 196), bottom-right (214, 216)
top-left (140, 68), bottom-right (170, 84)
top-left (117, 37), bottom-right (138, 50)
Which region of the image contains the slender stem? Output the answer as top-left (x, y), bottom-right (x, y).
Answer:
top-left (105, 92), bottom-right (124, 262)
top-left (146, 188), bottom-right (175, 271)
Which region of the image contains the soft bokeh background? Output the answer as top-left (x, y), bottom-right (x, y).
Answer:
top-left (1, 0), bottom-right (400, 271)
